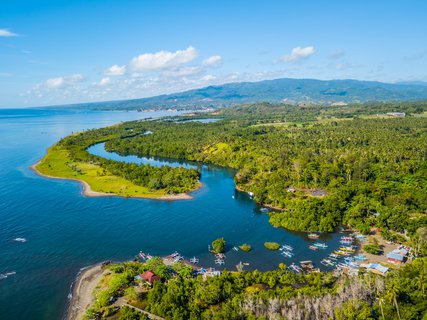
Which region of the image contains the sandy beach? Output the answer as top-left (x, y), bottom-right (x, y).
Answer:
top-left (67, 264), bottom-right (107, 320)
top-left (30, 160), bottom-right (198, 200)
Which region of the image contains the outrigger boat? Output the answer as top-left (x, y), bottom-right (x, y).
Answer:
top-left (321, 259), bottom-right (335, 267)
top-left (281, 244), bottom-right (293, 251)
top-left (189, 257), bottom-right (199, 264)
top-left (215, 259), bottom-right (225, 265)
top-left (329, 253), bottom-right (340, 260)
top-left (314, 242), bottom-right (328, 249)
top-left (288, 263), bottom-right (302, 273)
top-left (334, 250), bottom-right (351, 257)
top-left (308, 233), bottom-right (320, 239)
top-left (232, 246), bottom-right (239, 251)
top-left (340, 246), bottom-right (355, 252)
top-left (138, 251), bottom-right (147, 260)
top-left (309, 245), bottom-right (318, 250)
top-left (281, 251), bottom-right (293, 258)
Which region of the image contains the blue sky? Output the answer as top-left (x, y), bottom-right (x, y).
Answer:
top-left (1, 0), bottom-right (426, 108)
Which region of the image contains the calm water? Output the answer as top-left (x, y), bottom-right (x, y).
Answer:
top-left (0, 108), bottom-right (343, 320)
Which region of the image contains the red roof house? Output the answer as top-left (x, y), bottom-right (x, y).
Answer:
top-left (140, 271), bottom-right (161, 283)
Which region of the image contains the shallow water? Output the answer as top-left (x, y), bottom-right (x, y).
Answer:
top-left (0, 108), bottom-right (343, 320)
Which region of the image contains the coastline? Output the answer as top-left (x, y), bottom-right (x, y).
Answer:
top-left (30, 160), bottom-right (199, 201)
top-left (66, 264), bottom-right (107, 320)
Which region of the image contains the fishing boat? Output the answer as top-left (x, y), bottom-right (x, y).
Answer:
top-left (334, 250), bottom-right (350, 257)
top-left (260, 207), bottom-right (270, 213)
top-left (281, 245), bottom-right (293, 251)
top-left (288, 263), bottom-right (302, 273)
top-left (189, 257), bottom-right (199, 264)
top-left (138, 251), bottom-right (146, 260)
top-left (233, 246), bottom-right (239, 251)
top-left (340, 247), bottom-right (355, 252)
top-left (329, 253), bottom-right (340, 260)
top-left (344, 257), bottom-right (355, 263)
top-left (309, 245), bottom-right (318, 250)
top-left (321, 259), bottom-right (329, 267)
top-left (281, 251), bottom-right (293, 258)
top-left (215, 253), bottom-right (226, 259)
top-left (215, 259), bottom-right (225, 265)
top-left (314, 242), bottom-right (328, 249)
top-left (308, 233), bottom-right (320, 239)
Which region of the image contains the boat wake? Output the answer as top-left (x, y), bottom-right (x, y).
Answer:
top-left (0, 271), bottom-right (16, 280)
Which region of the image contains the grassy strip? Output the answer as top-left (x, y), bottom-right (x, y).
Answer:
top-left (35, 144), bottom-right (170, 199)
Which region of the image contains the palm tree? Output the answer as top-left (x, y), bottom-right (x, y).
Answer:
top-left (386, 277), bottom-right (401, 320)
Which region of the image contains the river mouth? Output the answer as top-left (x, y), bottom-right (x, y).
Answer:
top-left (87, 142), bottom-right (346, 272)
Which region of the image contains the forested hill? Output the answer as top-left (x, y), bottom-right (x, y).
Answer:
top-left (59, 78), bottom-right (427, 111)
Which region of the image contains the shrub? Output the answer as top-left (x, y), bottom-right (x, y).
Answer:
top-left (264, 242), bottom-right (280, 250)
top-left (239, 244), bottom-right (252, 252)
top-left (363, 244), bottom-right (381, 255)
top-left (212, 238), bottom-right (226, 253)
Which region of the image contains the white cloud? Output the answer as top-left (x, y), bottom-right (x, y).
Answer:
top-left (105, 64), bottom-right (126, 76)
top-left (282, 46), bottom-right (315, 62)
top-left (98, 77), bottom-right (110, 86)
top-left (203, 55), bottom-right (222, 67)
top-left (45, 74), bottom-right (84, 89)
top-left (0, 28), bottom-right (18, 37)
top-left (129, 46), bottom-right (198, 72)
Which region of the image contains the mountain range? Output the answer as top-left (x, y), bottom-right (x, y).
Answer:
top-left (63, 78), bottom-right (427, 110)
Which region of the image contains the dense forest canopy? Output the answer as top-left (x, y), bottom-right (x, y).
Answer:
top-left (103, 102), bottom-right (427, 238)
top-left (39, 101), bottom-right (427, 242)
top-left (86, 257), bottom-right (427, 319)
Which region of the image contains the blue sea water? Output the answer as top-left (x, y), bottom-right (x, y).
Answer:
top-left (0, 108), bottom-right (343, 320)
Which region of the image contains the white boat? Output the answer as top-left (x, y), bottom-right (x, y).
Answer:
top-left (189, 257), bottom-right (199, 264)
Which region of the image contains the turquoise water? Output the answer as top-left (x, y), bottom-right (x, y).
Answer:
top-left (0, 109), bottom-right (343, 320)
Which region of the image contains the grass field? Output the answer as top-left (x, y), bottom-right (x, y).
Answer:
top-left (35, 144), bottom-right (170, 199)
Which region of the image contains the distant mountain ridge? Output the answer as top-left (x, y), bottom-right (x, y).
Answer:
top-left (63, 78), bottom-right (427, 110)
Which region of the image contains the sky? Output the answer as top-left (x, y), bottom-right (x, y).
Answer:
top-left (1, 0), bottom-right (427, 108)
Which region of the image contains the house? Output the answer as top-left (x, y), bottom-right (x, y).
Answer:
top-left (361, 263), bottom-right (389, 276)
top-left (387, 252), bottom-right (405, 264)
top-left (140, 270), bottom-right (161, 283)
top-left (386, 248), bottom-right (408, 264)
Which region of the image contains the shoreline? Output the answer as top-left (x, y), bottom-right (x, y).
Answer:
top-left (30, 160), bottom-right (200, 201)
top-left (66, 263), bottom-right (107, 320)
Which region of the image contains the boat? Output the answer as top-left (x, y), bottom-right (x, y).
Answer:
top-left (281, 251), bottom-right (293, 258)
top-left (344, 257), bottom-right (355, 263)
top-left (340, 247), bottom-right (355, 252)
top-left (189, 257), bottom-right (199, 264)
top-left (215, 259), bottom-right (225, 265)
top-left (233, 246), bottom-right (239, 251)
top-left (334, 250), bottom-right (350, 257)
top-left (308, 233), bottom-right (320, 239)
top-left (138, 251), bottom-right (146, 260)
top-left (314, 242), bottom-right (328, 249)
top-left (281, 245), bottom-right (293, 251)
top-left (260, 207), bottom-right (270, 213)
top-left (321, 259), bottom-right (334, 267)
top-left (309, 245), bottom-right (318, 250)
top-left (288, 263), bottom-right (302, 273)
top-left (329, 253), bottom-right (340, 260)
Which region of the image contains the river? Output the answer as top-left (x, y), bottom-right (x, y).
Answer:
top-left (0, 108), bottom-right (343, 320)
